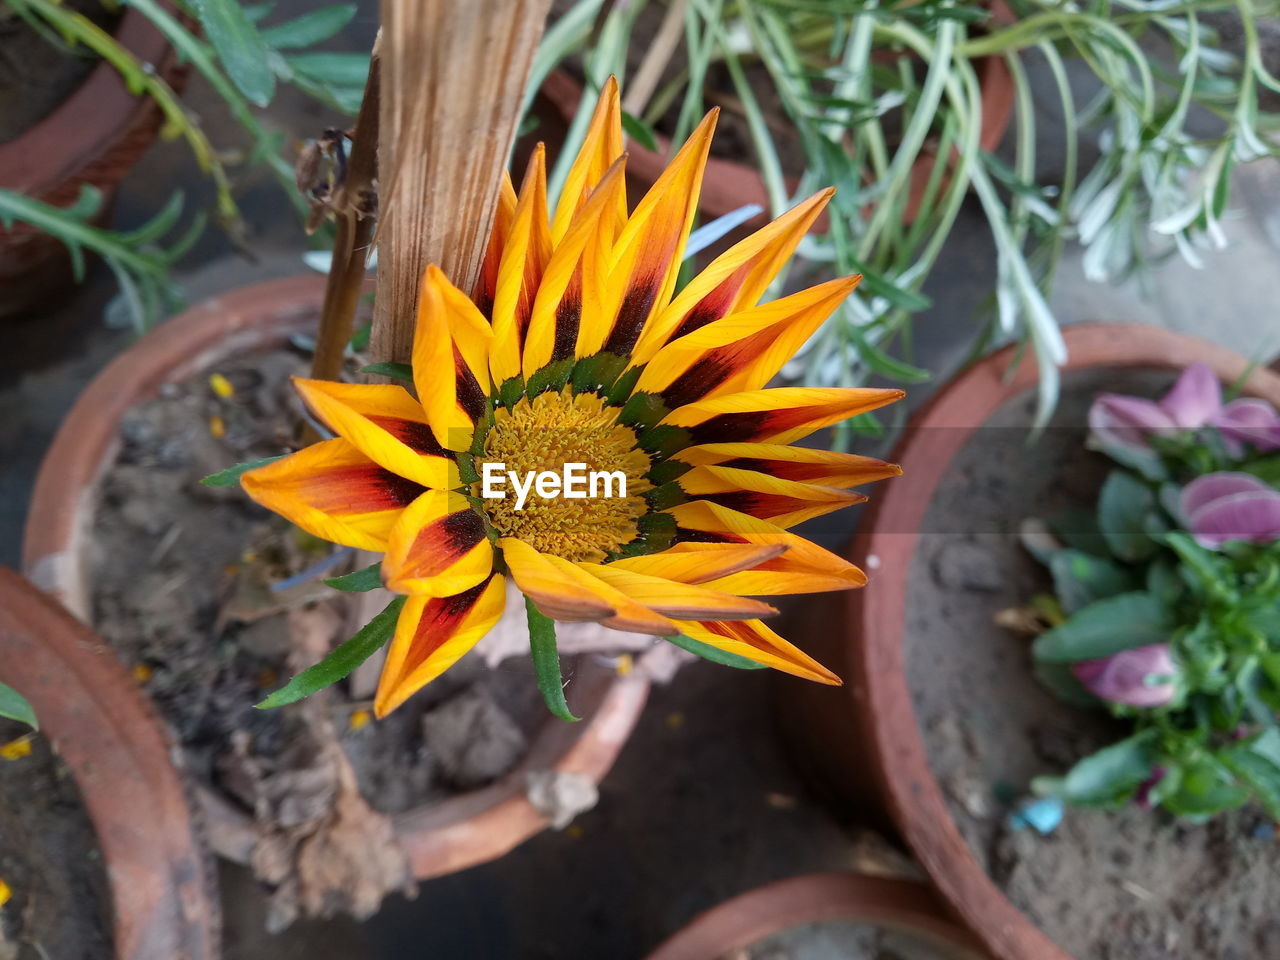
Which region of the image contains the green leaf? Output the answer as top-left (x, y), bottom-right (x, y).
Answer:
top-left (1223, 735), bottom-right (1280, 819)
top-left (1034, 660), bottom-right (1103, 709)
top-left (259, 4), bottom-right (356, 49)
top-left (1049, 549), bottom-right (1135, 613)
top-left (359, 362), bottom-right (414, 382)
top-left (192, 0), bottom-right (276, 106)
top-left (666, 633), bottom-right (769, 671)
top-left (256, 597), bottom-right (404, 709)
top-left (324, 563), bottom-right (382, 592)
top-left (200, 454), bottom-right (286, 486)
top-left (284, 52), bottom-right (373, 88)
top-left (1098, 470), bottom-right (1157, 562)
top-left (1033, 592), bottom-right (1170, 663)
top-left (621, 110), bottom-right (658, 152)
top-left (0, 682), bottom-right (37, 730)
top-left (1061, 731), bottom-right (1157, 805)
top-left (526, 598), bottom-right (579, 722)
top-left (1164, 756), bottom-right (1250, 818)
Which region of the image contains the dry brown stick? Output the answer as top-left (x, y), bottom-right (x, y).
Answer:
top-left (622, 0), bottom-right (687, 120)
top-left (372, 0), bottom-right (551, 364)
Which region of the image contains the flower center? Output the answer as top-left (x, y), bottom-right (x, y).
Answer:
top-left (477, 388), bottom-right (652, 562)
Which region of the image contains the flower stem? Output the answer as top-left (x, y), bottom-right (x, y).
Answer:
top-left (525, 597), bottom-right (580, 722)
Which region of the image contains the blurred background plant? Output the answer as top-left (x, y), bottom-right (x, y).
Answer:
top-left (0, 0), bottom-right (370, 330)
top-left (536, 0), bottom-right (1280, 431)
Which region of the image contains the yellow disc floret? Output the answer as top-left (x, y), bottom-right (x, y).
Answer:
top-left (478, 389), bottom-right (651, 562)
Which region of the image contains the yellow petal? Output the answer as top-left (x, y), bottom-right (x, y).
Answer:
top-left (383, 490), bottom-right (493, 597)
top-left (608, 542), bottom-right (787, 583)
top-left (541, 556), bottom-right (678, 635)
top-left (658, 386), bottom-right (905, 447)
top-left (673, 443), bottom-right (902, 488)
top-left (680, 619), bottom-right (841, 685)
top-left (490, 145), bottom-right (552, 385)
top-left (499, 537), bottom-right (615, 621)
top-left (473, 172), bottom-right (518, 318)
top-left (579, 563), bottom-right (778, 621)
top-left (677, 464), bottom-right (866, 528)
top-left (550, 75), bottom-right (626, 245)
top-left (374, 575), bottom-right (507, 717)
top-left (413, 265), bottom-right (494, 451)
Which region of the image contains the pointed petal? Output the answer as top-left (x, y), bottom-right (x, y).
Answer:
top-left (374, 575), bottom-right (507, 717)
top-left (550, 75), bottom-right (626, 246)
top-left (677, 464), bottom-right (866, 528)
top-left (579, 563), bottom-right (778, 621)
top-left (679, 619), bottom-right (841, 685)
top-left (673, 443), bottom-right (902, 488)
top-left (382, 490), bottom-right (493, 596)
top-left (522, 157), bottom-right (628, 377)
top-left (241, 439), bottom-right (426, 551)
top-left (634, 275), bottom-right (861, 408)
top-left (667, 500), bottom-right (867, 593)
top-left (540, 557), bottom-right (678, 635)
top-left (633, 189), bottom-right (835, 363)
top-left (293, 378), bottom-right (459, 489)
top-left (490, 146), bottom-right (552, 385)
top-left (498, 537), bottom-right (615, 622)
top-left (582, 110), bottom-right (717, 358)
top-left (413, 265), bottom-right (494, 451)
top-left (656, 386), bottom-right (904, 447)
top-left (608, 543), bottom-right (787, 583)
top-left (1159, 362), bottom-right (1222, 428)
top-left (473, 172), bottom-right (518, 319)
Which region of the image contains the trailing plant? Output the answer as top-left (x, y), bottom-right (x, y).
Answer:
top-left (1014, 363), bottom-right (1280, 820)
top-left (0, 0), bottom-right (370, 329)
top-left (536, 0), bottom-right (1280, 429)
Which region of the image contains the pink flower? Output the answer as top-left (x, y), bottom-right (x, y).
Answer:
top-left (1180, 472), bottom-right (1280, 548)
top-left (1089, 362), bottom-right (1280, 455)
top-left (1072, 644), bottom-right (1178, 707)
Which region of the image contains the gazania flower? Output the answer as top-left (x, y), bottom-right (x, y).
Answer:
top-left (241, 79), bottom-right (903, 717)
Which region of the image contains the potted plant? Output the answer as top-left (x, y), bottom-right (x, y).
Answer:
top-left (0, 0), bottom-right (370, 328)
top-left (788, 324), bottom-right (1280, 959)
top-left (0, 568), bottom-right (219, 958)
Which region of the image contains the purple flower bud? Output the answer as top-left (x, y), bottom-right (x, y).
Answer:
top-left (1072, 643), bottom-right (1178, 707)
top-left (1181, 471), bottom-right (1280, 547)
top-left (1210, 398), bottom-right (1280, 455)
top-left (1159, 362), bottom-right (1222, 429)
top-left (1088, 394), bottom-right (1177, 451)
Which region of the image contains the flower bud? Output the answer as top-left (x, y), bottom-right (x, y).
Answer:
top-left (1072, 644), bottom-right (1177, 707)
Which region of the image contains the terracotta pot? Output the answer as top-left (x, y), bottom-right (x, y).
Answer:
top-left (644, 872), bottom-right (990, 960)
top-left (787, 325), bottom-right (1280, 960)
top-left (541, 34), bottom-right (1014, 227)
top-left (0, 568), bottom-right (219, 959)
top-left (0, 2), bottom-right (186, 318)
top-left (22, 274), bottom-right (651, 881)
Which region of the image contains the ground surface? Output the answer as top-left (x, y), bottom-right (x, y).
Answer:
top-left (3, 3), bottom-right (1280, 958)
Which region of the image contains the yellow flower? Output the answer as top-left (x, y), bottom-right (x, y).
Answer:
top-left (242, 79), bottom-right (903, 718)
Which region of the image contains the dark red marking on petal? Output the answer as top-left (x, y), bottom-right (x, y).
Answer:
top-left (301, 465), bottom-right (425, 517)
top-left (673, 525), bottom-right (749, 545)
top-left (551, 277), bottom-right (583, 363)
top-left (692, 491), bottom-right (821, 520)
top-left (661, 326), bottom-right (779, 409)
top-left (686, 403), bottom-right (825, 447)
top-left (402, 508), bottom-right (487, 578)
top-left (668, 263), bottom-right (750, 341)
top-left (454, 346), bottom-right (489, 422)
top-left (603, 274), bottom-right (660, 355)
top-left (367, 415), bottom-right (452, 458)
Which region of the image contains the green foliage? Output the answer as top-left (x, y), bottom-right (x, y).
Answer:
top-left (526, 598), bottom-right (580, 721)
top-left (199, 454), bottom-right (285, 486)
top-left (324, 563), bottom-right (383, 592)
top-left (0, 682), bottom-right (38, 731)
top-left (666, 633), bottom-right (769, 670)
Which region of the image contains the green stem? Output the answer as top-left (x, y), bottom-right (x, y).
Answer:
top-left (526, 598), bottom-right (580, 722)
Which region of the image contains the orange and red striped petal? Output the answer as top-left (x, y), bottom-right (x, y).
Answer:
top-left (676, 464), bottom-right (866, 528)
top-left (490, 145), bottom-right (553, 385)
top-left (292, 378), bottom-right (459, 490)
top-left (606, 542), bottom-right (786, 584)
top-left (413, 265), bottom-right (494, 451)
top-left (473, 172), bottom-right (518, 319)
top-left (679, 619), bottom-right (841, 685)
top-left (658, 386), bottom-right (904, 447)
top-left (241, 438), bottom-right (425, 551)
top-left (632, 188), bottom-right (835, 363)
top-left (577, 563), bottom-right (778, 621)
top-left (550, 75), bottom-right (626, 245)
top-left (634, 275), bottom-right (862, 408)
top-left (541, 557), bottom-right (678, 635)
top-left (673, 443), bottom-right (902, 488)
top-left (499, 537), bottom-right (615, 622)
top-left (666, 500), bottom-right (867, 593)
top-left (374, 574), bottom-right (507, 717)
top-left (579, 110), bottom-right (717, 359)
top-left (382, 490), bottom-right (493, 597)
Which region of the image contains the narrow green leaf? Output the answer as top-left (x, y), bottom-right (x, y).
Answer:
top-left (666, 633), bottom-right (768, 670)
top-left (192, 0), bottom-right (276, 106)
top-left (1049, 550), bottom-right (1135, 614)
top-left (1033, 592), bottom-right (1170, 663)
top-left (324, 562), bottom-right (382, 592)
top-left (359, 361), bottom-right (414, 382)
top-left (200, 454), bottom-right (286, 486)
top-left (1098, 470), bottom-right (1157, 562)
top-left (0, 682), bottom-right (37, 730)
top-left (256, 597), bottom-right (404, 709)
top-left (284, 51), bottom-right (373, 87)
top-left (621, 110), bottom-right (659, 152)
top-left (1061, 731), bottom-right (1157, 805)
top-left (526, 598), bottom-right (579, 722)
top-left (259, 4), bottom-right (356, 49)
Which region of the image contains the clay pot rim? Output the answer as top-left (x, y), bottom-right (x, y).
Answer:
top-left (21, 274), bottom-right (651, 881)
top-left (0, 3), bottom-right (176, 195)
top-left (643, 872), bottom-right (990, 960)
top-left (847, 324), bottom-right (1280, 960)
top-left (0, 568), bottom-right (220, 959)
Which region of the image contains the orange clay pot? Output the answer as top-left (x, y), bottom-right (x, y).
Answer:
top-left (781, 325), bottom-right (1280, 960)
top-left (21, 274), bottom-right (651, 880)
top-left (643, 872), bottom-right (991, 960)
top-left (0, 568), bottom-right (220, 959)
top-left (0, 2), bottom-right (187, 319)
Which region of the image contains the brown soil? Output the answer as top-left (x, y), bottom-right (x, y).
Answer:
top-left (905, 367), bottom-right (1280, 960)
top-left (722, 919), bottom-right (958, 959)
top-left (0, 719), bottom-right (113, 960)
top-left (0, 0), bottom-right (120, 144)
